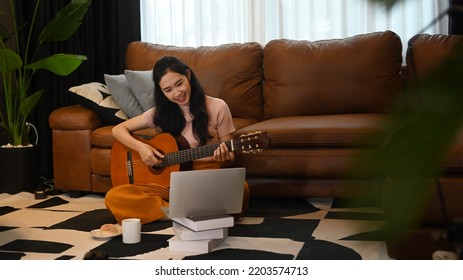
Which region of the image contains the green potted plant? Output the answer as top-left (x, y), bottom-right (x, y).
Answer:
top-left (0, 0), bottom-right (91, 193)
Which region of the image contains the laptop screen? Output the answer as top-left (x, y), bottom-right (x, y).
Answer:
top-left (165, 167), bottom-right (246, 218)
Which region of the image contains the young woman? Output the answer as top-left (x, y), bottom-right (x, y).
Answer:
top-left (105, 56), bottom-right (250, 224)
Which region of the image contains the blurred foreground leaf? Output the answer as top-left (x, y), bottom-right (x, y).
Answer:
top-left (352, 46), bottom-right (463, 242)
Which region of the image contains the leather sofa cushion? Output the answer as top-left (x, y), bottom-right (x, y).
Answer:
top-left (406, 33), bottom-right (463, 83)
top-left (91, 126), bottom-right (116, 148)
top-left (237, 113), bottom-right (387, 147)
top-left (235, 148), bottom-right (363, 178)
top-left (233, 118), bottom-right (260, 131)
top-left (90, 147), bottom-right (111, 176)
top-left (263, 31), bottom-right (403, 119)
top-left (125, 41), bottom-right (264, 121)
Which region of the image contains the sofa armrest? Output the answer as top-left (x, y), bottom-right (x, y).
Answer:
top-left (49, 105), bottom-right (103, 130)
top-left (49, 105), bottom-right (103, 191)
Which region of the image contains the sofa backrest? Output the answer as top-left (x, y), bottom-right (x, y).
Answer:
top-left (125, 42), bottom-right (264, 121)
top-left (262, 30), bottom-right (404, 119)
top-left (406, 33), bottom-right (463, 84)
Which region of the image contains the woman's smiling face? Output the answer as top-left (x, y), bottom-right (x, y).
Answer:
top-left (159, 69), bottom-right (191, 106)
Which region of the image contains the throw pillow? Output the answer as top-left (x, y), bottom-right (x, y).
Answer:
top-left (104, 74), bottom-right (144, 118)
top-left (69, 82), bottom-right (128, 125)
top-left (125, 69), bottom-right (155, 111)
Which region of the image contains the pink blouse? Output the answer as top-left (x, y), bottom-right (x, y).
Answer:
top-left (143, 96), bottom-right (235, 149)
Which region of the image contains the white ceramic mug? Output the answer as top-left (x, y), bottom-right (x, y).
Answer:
top-left (122, 218), bottom-right (141, 244)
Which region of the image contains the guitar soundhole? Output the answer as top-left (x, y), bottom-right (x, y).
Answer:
top-left (149, 165), bottom-right (164, 175)
top-left (148, 149), bottom-right (165, 174)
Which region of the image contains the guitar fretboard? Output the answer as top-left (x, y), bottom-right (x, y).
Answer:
top-left (159, 141), bottom-right (233, 167)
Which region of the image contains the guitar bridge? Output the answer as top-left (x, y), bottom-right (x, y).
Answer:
top-left (127, 151), bottom-right (134, 184)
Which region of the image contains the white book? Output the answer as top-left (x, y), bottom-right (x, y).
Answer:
top-left (172, 214), bottom-right (234, 232)
top-left (173, 222), bottom-right (228, 241)
top-left (168, 235), bottom-right (227, 253)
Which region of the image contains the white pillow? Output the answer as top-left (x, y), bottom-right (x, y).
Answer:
top-left (68, 82), bottom-right (128, 125)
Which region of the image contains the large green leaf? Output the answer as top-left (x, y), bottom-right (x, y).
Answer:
top-left (1, 0), bottom-right (91, 146)
top-left (0, 49), bottom-right (23, 72)
top-left (24, 53), bottom-right (87, 76)
top-left (19, 90), bottom-right (44, 119)
top-left (0, 23), bottom-right (11, 42)
top-left (38, 0), bottom-right (92, 42)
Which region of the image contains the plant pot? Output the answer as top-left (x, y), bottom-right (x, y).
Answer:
top-left (0, 145), bottom-right (40, 194)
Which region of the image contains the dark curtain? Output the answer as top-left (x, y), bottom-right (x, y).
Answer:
top-left (15, 0), bottom-right (141, 179)
top-left (450, 0), bottom-right (463, 34)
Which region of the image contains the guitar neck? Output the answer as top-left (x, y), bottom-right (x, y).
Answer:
top-left (160, 140), bottom-right (233, 167)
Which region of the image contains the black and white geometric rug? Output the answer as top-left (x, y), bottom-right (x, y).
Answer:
top-left (0, 192), bottom-right (391, 260)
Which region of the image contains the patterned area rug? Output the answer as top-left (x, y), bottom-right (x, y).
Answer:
top-left (0, 192), bottom-right (391, 260)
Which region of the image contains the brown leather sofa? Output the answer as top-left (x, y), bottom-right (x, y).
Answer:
top-left (49, 30), bottom-right (404, 196)
top-left (48, 30), bottom-right (463, 201)
top-left (49, 30), bottom-right (463, 259)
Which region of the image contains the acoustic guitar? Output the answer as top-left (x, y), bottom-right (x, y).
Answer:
top-left (110, 131), bottom-right (271, 187)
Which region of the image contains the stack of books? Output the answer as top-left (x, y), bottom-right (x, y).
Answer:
top-left (168, 214), bottom-right (234, 253)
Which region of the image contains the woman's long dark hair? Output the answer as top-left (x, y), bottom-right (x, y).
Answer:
top-left (152, 56), bottom-right (211, 145)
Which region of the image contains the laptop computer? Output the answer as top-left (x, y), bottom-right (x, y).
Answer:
top-left (161, 167), bottom-right (246, 218)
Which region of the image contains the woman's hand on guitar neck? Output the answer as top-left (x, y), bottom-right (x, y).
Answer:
top-left (213, 142), bottom-right (234, 163)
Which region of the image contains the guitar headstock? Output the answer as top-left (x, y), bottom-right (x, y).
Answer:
top-left (233, 131), bottom-right (271, 154)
